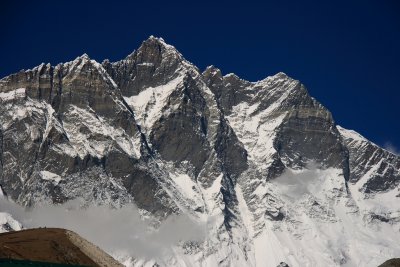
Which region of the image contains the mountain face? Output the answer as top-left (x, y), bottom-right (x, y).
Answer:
top-left (0, 36), bottom-right (399, 266)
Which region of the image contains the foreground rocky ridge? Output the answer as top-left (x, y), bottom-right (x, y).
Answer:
top-left (0, 228), bottom-right (122, 266)
top-left (0, 36), bottom-right (399, 266)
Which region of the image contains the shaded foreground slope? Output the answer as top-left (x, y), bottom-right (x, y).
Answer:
top-left (379, 259), bottom-right (400, 267)
top-left (0, 228), bottom-right (122, 267)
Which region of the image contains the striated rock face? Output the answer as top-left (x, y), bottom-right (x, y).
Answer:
top-left (1, 36), bottom-right (400, 267)
top-left (103, 36), bottom-right (184, 97)
top-left (338, 126), bottom-right (400, 192)
top-left (0, 53), bottom-right (174, 214)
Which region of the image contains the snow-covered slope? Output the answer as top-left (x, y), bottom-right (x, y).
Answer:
top-left (0, 36), bottom-right (399, 267)
top-left (0, 212), bottom-right (22, 233)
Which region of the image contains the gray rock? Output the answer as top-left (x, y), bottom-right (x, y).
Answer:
top-left (338, 126), bottom-right (400, 193)
top-left (0, 38), bottom-right (399, 266)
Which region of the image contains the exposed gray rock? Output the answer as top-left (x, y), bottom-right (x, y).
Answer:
top-left (1, 36), bottom-right (398, 213)
top-left (274, 95), bottom-right (350, 180)
top-left (1, 35), bottom-right (400, 267)
top-left (338, 126), bottom-right (400, 192)
top-left (104, 36), bottom-right (185, 97)
top-left (0, 52), bottom-right (177, 214)
top-left (203, 66), bottom-right (252, 115)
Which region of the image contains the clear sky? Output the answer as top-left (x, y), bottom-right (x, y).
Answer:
top-left (1, 0), bottom-right (399, 153)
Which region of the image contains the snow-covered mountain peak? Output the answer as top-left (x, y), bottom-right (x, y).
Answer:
top-left (102, 36), bottom-right (201, 99)
top-left (64, 53), bottom-right (91, 67)
top-left (203, 65), bottom-right (222, 77)
top-left (133, 35), bottom-right (184, 64)
top-left (252, 72), bottom-right (295, 88)
top-left (223, 72), bottom-right (241, 79)
top-left (147, 35), bottom-right (166, 43)
top-left (0, 37), bottom-right (400, 267)
top-left (79, 53), bottom-right (90, 59)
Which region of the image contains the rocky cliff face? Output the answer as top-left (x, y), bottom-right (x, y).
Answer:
top-left (0, 36), bottom-right (399, 267)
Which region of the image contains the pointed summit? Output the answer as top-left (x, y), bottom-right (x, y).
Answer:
top-left (80, 53), bottom-right (90, 60)
top-left (134, 36), bottom-right (181, 65)
top-left (64, 53), bottom-right (92, 70)
top-left (70, 53), bottom-right (91, 64)
top-left (202, 65), bottom-right (223, 91)
top-left (147, 35), bottom-right (166, 43)
top-left (105, 36), bottom-right (189, 97)
top-left (203, 65), bottom-right (222, 77)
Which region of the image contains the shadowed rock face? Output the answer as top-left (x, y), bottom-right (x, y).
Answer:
top-left (214, 117), bottom-right (248, 180)
top-left (104, 36), bottom-right (184, 97)
top-left (0, 36), bottom-right (398, 208)
top-left (274, 95), bottom-right (350, 180)
top-left (149, 76), bottom-right (211, 176)
top-left (203, 66), bottom-right (252, 115)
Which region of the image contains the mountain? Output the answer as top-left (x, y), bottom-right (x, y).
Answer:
top-left (0, 36), bottom-right (399, 266)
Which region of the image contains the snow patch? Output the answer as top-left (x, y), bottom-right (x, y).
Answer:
top-left (0, 212), bottom-right (22, 233)
top-left (337, 125), bottom-right (366, 143)
top-left (0, 88), bottom-right (25, 101)
top-left (59, 105), bottom-right (142, 159)
top-left (169, 172), bottom-right (200, 203)
top-left (40, 171), bottom-right (62, 184)
top-left (137, 62), bottom-right (154, 67)
top-left (124, 76), bottom-right (184, 134)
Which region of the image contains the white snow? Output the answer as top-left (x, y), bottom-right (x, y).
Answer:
top-left (236, 185), bottom-right (255, 238)
top-left (59, 105), bottom-right (142, 159)
top-left (201, 173), bottom-right (223, 216)
top-left (137, 62), bottom-right (154, 67)
top-left (242, 167), bottom-right (400, 267)
top-left (40, 171), bottom-right (62, 184)
top-left (169, 172), bottom-right (200, 203)
top-left (39, 102), bottom-right (57, 150)
top-left (0, 212), bottom-right (22, 233)
top-left (337, 125), bottom-right (366, 143)
top-left (226, 98), bottom-right (285, 169)
top-left (0, 88), bottom-right (25, 101)
top-left (124, 76), bottom-right (184, 134)
top-left (226, 74), bottom-right (300, 171)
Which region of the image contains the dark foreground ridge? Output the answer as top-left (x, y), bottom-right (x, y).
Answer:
top-left (379, 259), bottom-right (400, 267)
top-left (0, 228), bottom-right (122, 267)
top-left (0, 259), bottom-right (86, 267)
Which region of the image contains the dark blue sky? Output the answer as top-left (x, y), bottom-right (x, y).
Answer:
top-left (1, 0), bottom-right (399, 153)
